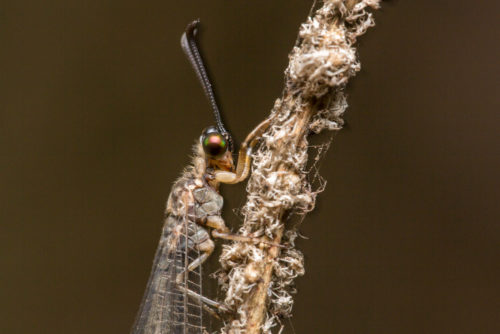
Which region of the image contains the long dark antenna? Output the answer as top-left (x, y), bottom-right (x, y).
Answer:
top-left (181, 19), bottom-right (234, 152)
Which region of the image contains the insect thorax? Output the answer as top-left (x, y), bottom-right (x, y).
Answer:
top-left (193, 186), bottom-right (223, 219)
top-left (166, 169), bottom-right (223, 220)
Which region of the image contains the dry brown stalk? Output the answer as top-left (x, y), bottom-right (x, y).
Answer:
top-left (216, 1), bottom-right (382, 333)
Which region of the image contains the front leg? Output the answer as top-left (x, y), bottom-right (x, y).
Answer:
top-left (215, 116), bottom-right (273, 184)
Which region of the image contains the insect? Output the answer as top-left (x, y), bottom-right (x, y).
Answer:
top-left (130, 20), bottom-right (273, 334)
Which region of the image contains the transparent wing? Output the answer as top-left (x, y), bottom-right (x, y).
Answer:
top-left (130, 214), bottom-right (204, 334)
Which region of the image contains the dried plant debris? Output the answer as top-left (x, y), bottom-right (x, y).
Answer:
top-left (217, 1), bottom-right (381, 333)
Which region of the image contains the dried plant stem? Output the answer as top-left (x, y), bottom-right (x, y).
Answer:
top-left (244, 226), bottom-right (284, 333)
top-left (244, 105), bottom-right (313, 333)
top-left (218, 1), bottom-right (381, 333)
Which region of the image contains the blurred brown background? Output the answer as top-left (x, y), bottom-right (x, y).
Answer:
top-left (1, 1), bottom-right (499, 333)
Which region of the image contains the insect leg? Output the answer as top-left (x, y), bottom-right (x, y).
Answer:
top-left (175, 236), bottom-right (229, 314)
top-left (214, 116), bottom-right (274, 184)
top-left (206, 215), bottom-right (284, 248)
top-left (212, 230), bottom-right (285, 248)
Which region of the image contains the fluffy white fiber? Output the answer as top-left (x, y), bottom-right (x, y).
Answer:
top-left (217, 1), bottom-right (380, 333)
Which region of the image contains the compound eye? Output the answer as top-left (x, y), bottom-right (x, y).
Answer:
top-left (202, 132), bottom-right (227, 158)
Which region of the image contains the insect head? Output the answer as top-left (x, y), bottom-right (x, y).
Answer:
top-left (201, 126), bottom-right (228, 158)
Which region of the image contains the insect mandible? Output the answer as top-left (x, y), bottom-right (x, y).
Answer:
top-left (130, 20), bottom-right (274, 334)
